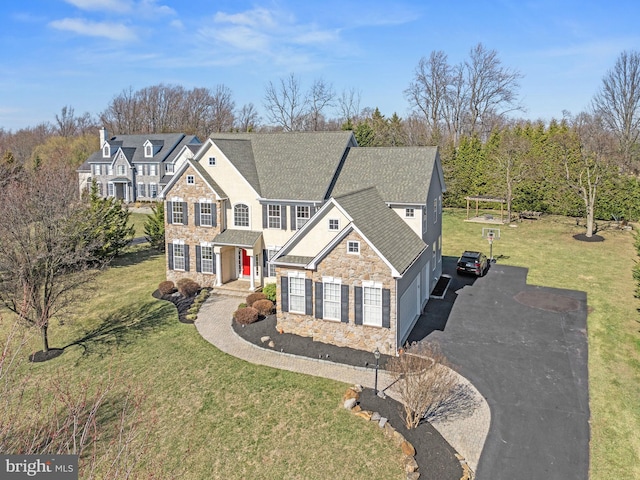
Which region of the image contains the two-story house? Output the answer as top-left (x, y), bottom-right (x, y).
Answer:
top-left (77, 128), bottom-right (201, 201)
top-left (161, 131), bottom-right (445, 354)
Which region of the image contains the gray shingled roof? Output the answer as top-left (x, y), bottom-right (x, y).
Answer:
top-left (209, 132), bottom-right (355, 201)
top-left (275, 255), bottom-right (315, 266)
top-left (213, 229), bottom-right (262, 247)
top-left (331, 147), bottom-right (439, 204)
top-left (211, 138), bottom-right (261, 196)
top-left (84, 133), bottom-right (199, 165)
top-left (335, 187), bottom-right (426, 275)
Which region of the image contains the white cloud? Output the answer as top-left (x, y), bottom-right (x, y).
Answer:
top-left (64, 0), bottom-right (133, 13)
top-left (170, 19), bottom-right (184, 29)
top-left (50, 17), bottom-right (137, 41)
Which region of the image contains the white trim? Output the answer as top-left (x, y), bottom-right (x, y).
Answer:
top-left (232, 202), bottom-right (251, 228)
top-left (186, 175), bottom-right (195, 184)
top-left (322, 279), bottom-right (341, 322)
top-left (160, 159), bottom-right (224, 200)
top-left (328, 218), bottom-right (340, 231)
top-left (287, 273), bottom-right (306, 314)
top-left (170, 196), bottom-right (183, 202)
top-left (347, 240), bottom-right (360, 254)
top-left (321, 276), bottom-right (341, 284)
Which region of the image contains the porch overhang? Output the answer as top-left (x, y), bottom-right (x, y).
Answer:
top-left (212, 229), bottom-right (262, 249)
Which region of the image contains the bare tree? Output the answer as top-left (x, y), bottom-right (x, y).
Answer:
top-left (443, 64), bottom-right (468, 146)
top-left (465, 43), bottom-right (523, 138)
top-left (592, 50), bottom-right (640, 173)
top-left (263, 73), bottom-right (309, 131)
top-left (55, 106), bottom-right (78, 137)
top-left (306, 78), bottom-right (335, 131)
top-left (0, 164), bottom-right (101, 354)
top-left (337, 87), bottom-right (362, 127)
top-left (236, 103), bottom-right (260, 132)
top-left (208, 84), bottom-right (236, 133)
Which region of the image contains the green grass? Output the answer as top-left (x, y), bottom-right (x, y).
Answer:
top-left (442, 209), bottom-right (640, 479)
top-left (129, 212), bottom-right (149, 238)
top-left (6, 245), bottom-right (403, 479)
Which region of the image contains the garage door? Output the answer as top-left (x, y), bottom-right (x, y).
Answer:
top-left (398, 274), bottom-right (420, 345)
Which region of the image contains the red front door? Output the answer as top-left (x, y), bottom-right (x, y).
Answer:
top-left (242, 249), bottom-right (251, 276)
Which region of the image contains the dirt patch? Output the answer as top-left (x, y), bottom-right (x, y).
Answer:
top-left (514, 290), bottom-right (581, 313)
top-left (29, 348), bottom-right (64, 362)
top-left (573, 233), bottom-right (604, 242)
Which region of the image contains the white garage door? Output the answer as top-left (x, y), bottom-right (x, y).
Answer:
top-left (398, 274), bottom-right (420, 344)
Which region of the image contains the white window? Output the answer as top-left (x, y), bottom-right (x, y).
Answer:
top-left (92, 164), bottom-right (101, 175)
top-left (200, 202), bottom-right (213, 226)
top-left (107, 165), bottom-right (113, 175)
top-left (86, 177), bottom-right (92, 191)
top-left (288, 275), bottom-right (306, 314)
top-left (145, 144), bottom-right (152, 157)
top-left (117, 164), bottom-right (126, 175)
top-left (97, 182), bottom-right (103, 196)
top-left (172, 201), bottom-right (184, 224)
top-left (267, 248), bottom-right (280, 277)
top-left (328, 218), bottom-right (340, 231)
top-left (149, 164), bottom-right (157, 176)
top-left (107, 182), bottom-right (114, 197)
top-left (363, 285), bottom-right (382, 326)
top-left (323, 280), bottom-right (341, 321)
top-left (173, 243), bottom-right (186, 271)
top-left (234, 204), bottom-right (249, 227)
top-left (268, 204), bottom-right (281, 229)
top-left (103, 145), bottom-right (110, 157)
top-left (149, 183), bottom-right (157, 198)
top-left (208, 157), bottom-right (216, 166)
top-left (433, 198), bottom-right (438, 223)
top-left (347, 241), bottom-right (360, 254)
top-left (165, 163), bottom-right (174, 174)
top-left (405, 208), bottom-right (415, 218)
top-left (138, 182), bottom-right (145, 197)
top-left (201, 244), bottom-right (214, 274)
top-left (296, 205), bottom-right (310, 229)
top-left (187, 175), bottom-right (195, 185)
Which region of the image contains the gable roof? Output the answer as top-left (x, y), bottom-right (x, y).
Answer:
top-left (333, 187), bottom-right (427, 275)
top-left (84, 133), bottom-right (199, 165)
top-left (330, 146), bottom-right (443, 204)
top-left (209, 131), bottom-right (355, 201)
top-left (161, 158), bottom-right (228, 200)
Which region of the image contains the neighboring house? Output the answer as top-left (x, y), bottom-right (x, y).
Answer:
top-left (161, 131), bottom-right (445, 355)
top-left (77, 128), bottom-right (201, 201)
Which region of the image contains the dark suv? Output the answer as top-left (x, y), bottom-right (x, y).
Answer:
top-left (456, 251), bottom-right (489, 276)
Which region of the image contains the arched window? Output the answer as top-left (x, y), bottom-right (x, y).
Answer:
top-left (234, 204), bottom-right (249, 227)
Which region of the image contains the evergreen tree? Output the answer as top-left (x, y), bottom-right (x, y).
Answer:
top-left (144, 202), bottom-right (165, 252)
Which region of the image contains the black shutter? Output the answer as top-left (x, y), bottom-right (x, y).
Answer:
top-left (281, 205), bottom-right (287, 230)
top-left (291, 205), bottom-right (297, 230)
top-left (212, 203), bottom-right (217, 227)
top-left (263, 249), bottom-right (268, 269)
top-left (382, 288), bottom-right (391, 328)
top-left (168, 243), bottom-right (174, 270)
top-left (305, 279), bottom-right (313, 315)
top-left (166, 202), bottom-right (173, 224)
top-left (281, 277), bottom-right (289, 312)
top-left (354, 286), bottom-right (363, 325)
top-left (262, 204), bottom-right (268, 228)
top-left (184, 245), bottom-right (190, 272)
top-left (194, 203), bottom-right (200, 226)
top-left (196, 245), bottom-right (201, 272)
top-left (182, 202), bottom-right (188, 225)
top-left (315, 282), bottom-right (323, 319)
top-left (341, 284), bottom-right (349, 323)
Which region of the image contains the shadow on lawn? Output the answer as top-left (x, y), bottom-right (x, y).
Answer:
top-left (109, 244), bottom-right (164, 269)
top-left (65, 301), bottom-right (172, 358)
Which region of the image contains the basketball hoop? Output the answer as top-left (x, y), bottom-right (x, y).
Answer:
top-left (482, 228), bottom-right (500, 261)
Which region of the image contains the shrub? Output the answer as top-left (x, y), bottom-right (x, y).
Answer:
top-left (262, 283), bottom-right (277, 302)
top-left (185, 313), bottom-right (197, 321)
top-left (176, 278), bottom-right (200, 297)
top-left (234, 307), bottom-right (259, 325)
top-left (246, 292), bottom-right (266, 307)
top-left (158, 280), bottom-right (176, 295)
top-left (253, 299), bottom-right (274, 316)
top-left (237, 302), bottom-right (247, 309)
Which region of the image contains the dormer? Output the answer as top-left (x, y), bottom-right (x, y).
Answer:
top-left (143, 139), bottom-right (163, 158)
top-left (102, 141), bottom-right (112, 158)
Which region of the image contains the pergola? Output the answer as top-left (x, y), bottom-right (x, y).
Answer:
top-left (465, 195), bottom-right (506, 222)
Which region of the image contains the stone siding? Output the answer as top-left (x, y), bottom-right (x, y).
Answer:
top-left (276, 231), bottom-right (397, 355)
top-left (165, 164), bottom-right (222, 288)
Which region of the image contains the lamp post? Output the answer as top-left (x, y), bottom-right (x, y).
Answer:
top-left (373, 347), bottom-right (381, 395)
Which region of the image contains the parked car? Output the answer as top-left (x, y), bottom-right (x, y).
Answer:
top-left (456, 251), bottom-right (489, 276)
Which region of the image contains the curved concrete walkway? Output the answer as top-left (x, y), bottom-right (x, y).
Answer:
top-left (195, 293), bottom-right (490, 473)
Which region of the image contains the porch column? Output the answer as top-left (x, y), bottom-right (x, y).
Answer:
top-left (249, 254), bottom-right (255, 290)
top-left (215, 252), bottom-right (222, 286)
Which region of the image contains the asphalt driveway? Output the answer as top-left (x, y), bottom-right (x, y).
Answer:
top-left (408, 257), bottom-right (590, 480)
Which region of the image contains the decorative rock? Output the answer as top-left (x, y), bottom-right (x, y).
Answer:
top-left (383, 422), bottom-right (395, 438)
top-left (352, 405), bottom-right (362, 413)
top-left (403, 455), bottom-right (419, 473)
top-left (370, 412), bottom-right (381, 422)
top-left (355, 410), bottom-right (372, 421)
top-left (343, 398), bottom-right (357, 410)
top-left (343, 388), bottom-right (360, 401)
top-left (392, 430), bottom-right (406, 446)
top-left (260, 335), bottom-right (271, 343)
top-left (268, 340), bottom-right (275, 348)
top-left (378, 417), bottom-right (388, 428)
top-left (352, 384), bottom-right (363, 392)
top-left (401, 440), bottom-right (416, 457)
top-left (406, 472), bottom-right (420, 480)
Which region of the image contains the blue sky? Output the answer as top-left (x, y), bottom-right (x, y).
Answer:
top-left (1, 0), bottom-right (639, 131)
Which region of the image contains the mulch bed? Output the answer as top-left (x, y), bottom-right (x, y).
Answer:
top-left (29, 348), bottom-right (64, 362)
top-left (234, 314), bottom-right (463, 480)
top-left (431, 275), bottom-right (451, 298)
top-left (573, 233), bottom-right (604, 242)
top-left (152, 289), bottom-right (196, 323)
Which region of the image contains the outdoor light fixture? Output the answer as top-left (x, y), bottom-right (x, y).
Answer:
top-left (373, 347), bottom-right (381, 395)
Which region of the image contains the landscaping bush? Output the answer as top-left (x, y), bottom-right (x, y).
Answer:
top-left (176, 278), bottom-right (200, 297)
top-left (246, 292), bottom-right (266, 307)
top-left (158, 280), bottom-right (176, 295)
top-left (253, 299), bottom-right (274, 316)
top-left (234, 307), bottom-right (259, 325)
top-left (262, 283), bottom-right (277, 302)
top-left (237, 302), bottom-right (247, 309)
